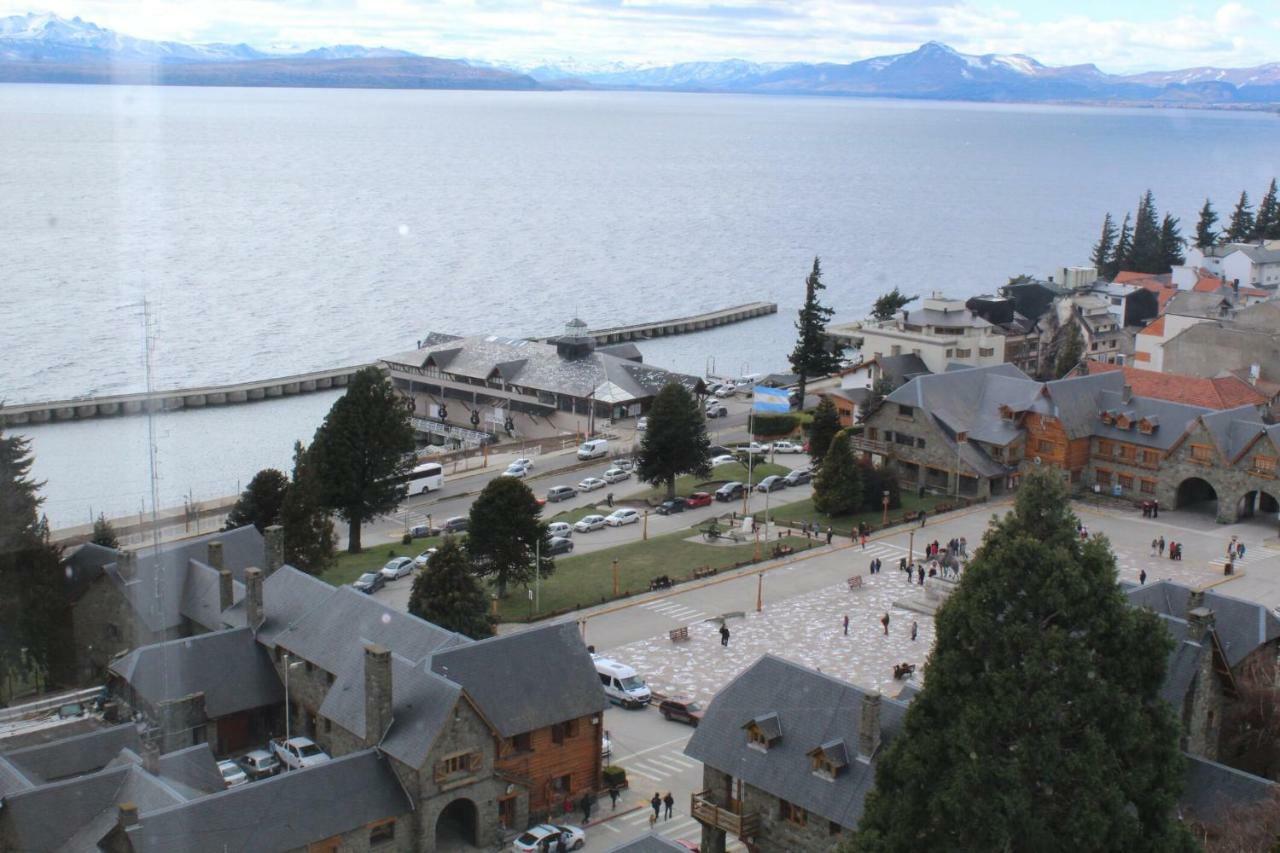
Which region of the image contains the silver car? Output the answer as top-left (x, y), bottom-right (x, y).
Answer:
top-left (577, 477), bottom-right (606, 492)
top-left (574, 514), bottom-right (607, 533)
top-left (602, 468), bottom-right (630, 483)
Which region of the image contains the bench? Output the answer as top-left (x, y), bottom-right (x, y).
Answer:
top-left (893, 662), bottom-right (916, 680)
top-left (771, 544), bottom-right (795, 558)
top-left (847, 576), bottom-right (863, 591)
top-left (693, 566), bottom-right (718, 580)
top-left (669, 627), bottom-right (690, 642)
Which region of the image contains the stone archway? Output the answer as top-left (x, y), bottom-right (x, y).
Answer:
top-left (436, 797), bottom-right (479, 850)
top-left (1238, 490), bottom-right (1280, 519)
top-left (1175, 477), bottom-right (1219, 515)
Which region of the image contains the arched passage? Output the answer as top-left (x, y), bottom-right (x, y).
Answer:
top-left (1176, 477), bottom-right (1219, 515)
top-left (1238, 490), bottom-right (1280, 519)
top-left (436, 797), bottom-right (478, 849)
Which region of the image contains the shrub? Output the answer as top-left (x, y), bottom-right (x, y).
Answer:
top-left (752, 414), bottom-right (798, 437)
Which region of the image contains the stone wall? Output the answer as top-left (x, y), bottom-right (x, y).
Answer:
top-left (738, 781), bottom-right (845, 853)
top-left (72, 578), bottom-right (176, 685)
top-left (864, 404), bottom-right (998, 499)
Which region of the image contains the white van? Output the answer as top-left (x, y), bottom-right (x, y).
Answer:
top-left (592, 655), bottom-right (651, 708)
top-left (577, 439), bottom-right (609, 460)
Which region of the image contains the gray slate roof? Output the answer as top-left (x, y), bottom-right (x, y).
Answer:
top-left (431, 622), bottom-right (607, 737)
top-left (155, 743), bottom-right (226, 798)
top-left (874, 353), bottom-right (930, 389)
top-left (123, 749), bottom-right (412, 853)
top-left (109, 628), bottom-right (283, 718)
top-left (0, 754), bottom-right (34, 797)
top-left (607, 833), bottom-right (691, 852)
top-left (1127, 581), bottom-right (1280, 669)
top-left (685, 655), bottom-right (908, 830)
top-left (1155, 616), bottom-right (1204, 709)
top-left (2, 722), bottom-right (141, 783)
top-left (1181, 754), bottom-right (1275, 823)
top-left (221, 563), bottom-right (336, 642)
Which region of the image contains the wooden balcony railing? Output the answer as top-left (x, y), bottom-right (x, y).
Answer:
top-left (849, 436), bottom-right (890, 456)
top-left (691, 791), bottom-right (759, 837)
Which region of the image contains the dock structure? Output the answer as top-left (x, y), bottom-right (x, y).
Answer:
top-left (583, 301), bottom-right (776, 345)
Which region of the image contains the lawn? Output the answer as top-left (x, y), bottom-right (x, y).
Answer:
top-left (319, 537), bottom-right (442, 587)
top-left (633, 461), bottom-right (792, 501)
top-left (762, 492), bottom-right (951, 533)
top-left (493, 527), bottom-right (821, 622)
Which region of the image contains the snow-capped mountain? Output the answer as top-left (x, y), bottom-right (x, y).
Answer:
top-left (525, 58), bottom-right (792, 88)
top-left (1122, 63), bottom-right (1280, 87)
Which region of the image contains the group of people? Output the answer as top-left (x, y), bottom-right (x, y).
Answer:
top-left (797, 520), bottom-right (835, 545)
top-left (649, 792), bottom-right (675, 827)
top-left (879, 610), bottom-right (919, 641)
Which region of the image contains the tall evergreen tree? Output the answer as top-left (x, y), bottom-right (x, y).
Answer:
top-left (806, 397), bottom-right (842, 469)
top-left (1109, 213), bottom-right (1132, 278)
top-left (466, 476), bottom-right (552, 599)
top-left (1055, 322), bottom-right (1084, 379)
top-left (309, 366), bottom-right (415, 552)
top-left (1227, 191), bottom-right (1255, 242)
top-left (279, 441), bottom-right (336, 574)
top-left (1194, 198), bottom-right (1219, 250)
top-left (1127, 190), bottom-right (1162, 273)
top-left (811, 429), bottom-right (864, 516)
top-left (407, 538), bottom-right (493, 639)
top-left (91, 514), bottom-right (119, 549)
top-left (849, 471), bottom-right (1195, 853)
top-left (870, 287), bottom-right (917, 322)
top-left (1255, 179), bottom-right (1280, 240)
top-left (788, 257), bottom-right (841, 406)
top-left (858, 459), bottom-right (900, 516)
top-left (637, 382), bottom-right (711, 500)
top-left (1156, 214), bottom-right (1185, 273)
top-left (225, 468), bottom-right (289, 533)
top-left (1090, 212), bottom-right (1117, 273)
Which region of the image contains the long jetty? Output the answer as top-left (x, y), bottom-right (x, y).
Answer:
top-left (2, 301), bottom-right (778, 426)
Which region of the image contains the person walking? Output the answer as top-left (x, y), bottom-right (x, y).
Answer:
top-left (960, 536), bottom-right (967, 557)
top-left (651, 793), bottom-right (662, 822)
top-left (843, 614), bottom-right (849, 635)
top-left (1151, 538), bottom-right (1158, 557)
top-left (1239, 543), bottom-right (1247, 559)
top-left (581, 793), bottom-right (593, 824)
top-left (720, 623), bottom-right (730, 647)
top-left (1153, 499), bottom-right (1159, 518)
top-left (919, 509), bottom-right (927, 527)
top-left (881, 612), bottom-right (890, 635)
top-left (1158, 536), bottom-right (1165, 556)
top-left (917, 565), bottom-right (925, 585)
top-left (663, 792), bottom-right (675, 820)
top-left (911, 620), bottom-right (918, 641)
top-left (1139, 569), bottom-right (1147, 585)
top-left (609, 786), bottom-right (619, 810)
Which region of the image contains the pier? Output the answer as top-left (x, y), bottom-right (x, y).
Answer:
top-left (581, 301), bottom-right (776, 344)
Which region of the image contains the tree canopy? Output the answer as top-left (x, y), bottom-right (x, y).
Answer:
top-left (466, 475), bottom-right (552, 599)
top-left (636, 382), bottom-right (711, 500)
top-left (225, 468), bottom-right (289, 533)
top-left (1227, 191), bottom-right (1255, 243)
top-left (1194, 199), bottom-right (1218, 250)
top-left (811, 429), bottom-right (863, 516)
top-left (849, 470), bottom-right (1195, 853)
top-left (309, 366), bottom-right (415, 552)
top-left (1054, 321), bottom-right (1084, 379)
top-left (788, 257), bottom-right (841, 405)
top-left (1090, 212), bottom-right (1117, 272)
top-left (279, 441), bottom-right (336, 574)
top-left (407, 538), bottom-right (493, 639)
top-left (807, 397), bottom-right (842, 466)
top-left (91, 514), bottom-right (119, 549)
top-left (1095, 192), bottom-right (1183, 277)
top-left (870, 287), bottom-right (917, 322)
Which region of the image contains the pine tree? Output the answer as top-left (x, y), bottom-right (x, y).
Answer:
top-left (636, 382), bottom-right (711, 500)
top-left (1255, 179), bottom-right (1279, 240)
top-left (1227, 191), bottom-right (1255, 242)
top-left (870, 287), bottom-right (917, 322)
top-left (858, 459), bottom-right (900, 515)
top-left (788, 257), bottom-right (841, 405)
top-left (1055, 322), bottom-right (1084, 379)
top-left (466, 476), bottom-right (552, 599)
top-left (407, 537), bottom-right (493, 639)
top-left (225, 468), bottom-right (290, 533)
top-left (1194, 198), bottom-right (1219, 250)
top-left (1128, 190), bottom-right (1162, 273)
top-left (309, 366), bottom-right (415, 552)
top-left (91, 514), bottom-right (119, 549)
top-left (1109, 213), bottom-right (1132, 278)
top-left (811, 429), bottom-right (864, 516)
top-left (1090, 212), bottom-right (1117, 273)
top-left (279, 441), bottom-right (336, 574)
top-left (850, 471), bottom-right (1196, 853)
top-left (806, 397), bottom-right (842, 469)
top-left (1156, 214), bottom-right (1185, 273)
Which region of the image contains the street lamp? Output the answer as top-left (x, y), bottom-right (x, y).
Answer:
top-left (882, 490), bottom-right (889, 526)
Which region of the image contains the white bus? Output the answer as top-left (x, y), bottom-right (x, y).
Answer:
top-left (402, 462), bottom-right (444, 495)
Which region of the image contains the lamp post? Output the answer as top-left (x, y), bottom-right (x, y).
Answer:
top-left (756, 573), bottom-right (763, 612)
top-left (612, 559), bottom-right (620, 597)
top-left (882, 490), bottom-right (890, 526)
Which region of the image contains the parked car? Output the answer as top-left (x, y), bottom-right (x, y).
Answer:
top-left (657, 497), bottom-right (687, 515)
top-left (217, 759), bottom-right (248, 788)
top-left (546, 485), bottom-right (577, 503)
top-left (737, 442), bottom-right (767, 456)
top-left (577, 477), bottom-right (606, 492)
top-left (512, 457), bottom-right (534, 470)
top-left (714, 385), bottom-right (736, 398)
top-left (547, 522), bottom-right (573, 538)
top-left (605, 508), bottom-right (640, 527)
top-left (602, 730), bottom-right (612, 758)
top-left (574, 514), bottom-right (607, 533)
top-left (658, 697), bottom-right (705, 726)
top-left (546, 536), bottom-right (574, 556)
top-left (613, 457), bottom-right (635, 472)
top-left (770, 440), bottom-right (802, 454)
top-left (708, 445), bottom-right (733, 457)
top-left (602, 467), bottom-right (630, 484)
top-left (706, 403), bottom-right (728, 418)
top-left (57, 703), bottom-right (84, 719)
top-left (715, 482), bottom-right (745, 501)
top-left (353, 572), bottom-right (384, 594)
top-left (705, 382), bottom-right (724, 395)
top-left (441, 516), bottom-right (468, 534)
top-left (271, 736), bottom-right (331, 770)
top-left (409, 523), bottom-right (436, 538)
top-left (380, 557), bottom-right (414, 580)
top-left (502, 464), bottom-right (528, 478)
top-left (237, 749), bottom-right (281, 781)
top-left (636, 417), bottom-right (649, 432)
top-left (784, 469), bottom-right (813, 487)
top-left (686, 491), bottom-right (713, 508)
top-left (756, 475), bottom-right (787, 493)
top-left (513, 824), bottom-right (586, 853)
top-left (710, 454), bottom-right (738, 466)
top-left (413, 548), bottom-right (437, 568)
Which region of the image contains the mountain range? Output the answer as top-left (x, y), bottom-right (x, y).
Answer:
top-left (3, 11), bottom-right (1280, 105)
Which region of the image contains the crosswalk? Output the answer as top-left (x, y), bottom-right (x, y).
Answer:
top-left (637, 599), bottom-right (710, 624)
top-left (602, 806), bottom-right (745, 851)
top-left (616, 746), bottom-right (699, 785)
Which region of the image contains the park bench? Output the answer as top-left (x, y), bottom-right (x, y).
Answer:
top-left (893, 662), bottom-right (916, 680)
top-left (771, 544), bottom-right (795, 558)
top-left (669, 627), bottom-right (690, 642)
top-left (693, 566), bottom-right (717, 580)
top-left (847, 576), bottom-right (863, 591)
top-left (649, 575), bottom-right (674, 591)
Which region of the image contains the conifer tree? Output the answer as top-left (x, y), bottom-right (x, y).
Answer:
top-left (1227, 191), bottom-right (1255, 242)
top-left (1194, 198), bottom-right (1219, 250)
top-left (1110, 213), bottom-right (1132, 277)
top-left (788, 257), bottom-right (841, 405)
top-left (1128, 190), bottom-right (1162, 273)
top-left (849, 470), bottom-right (1196, 853)
top-left (636, 382), bottom-right (711, 500)
top-left (407, 537), bottom-right (493, 639)
top-left (1156, 214), bottom-right (1185, 273)
top-left (225, 468), bottom-right (289, 533)
top-left (1255, 179), bottom-right (1279, 240)
top-left (1054, 322), bottom-right (1083, 379)
top-left (1090, 212), bottom-right (1117, 273)
top-left (466, 476), bottom-right (552, 599)
top-left (91, 514), bottom-right (119, 549)
top-left (279, 441), bottom-right (336, 574)
top-left (811, 429), bottom-right (863, 516)
top-left (806, 397), bottom-right (842, 469)
top-left (870, 287), bottom-right (917, 322)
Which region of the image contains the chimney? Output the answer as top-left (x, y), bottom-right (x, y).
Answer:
top-left (264, 525), bottom-right (284, 576)
top-left (117, 803), bottom-right (139, 830)
top-left (245, 567), bottom-right (264, 632)
top-left (206, 541), bottom-right (224, 572)
top-left (858, 692), bottom-right (882, 759)
top-left (1233, 278), bottom-right (1240, 294)
top-left (1121, 384), bottom-right (1133, 404)
top-left (218, 569), bottom-right (234, 612)
top-left (1187, 606), bottom-right (1215, 644)
top-left (141, 738), bottom-right (160, 775)
top-left (364, 643), bottom-right (393, 747)
top-left (1187, 589), bottom-right (1206, 612)
top-left (116, 550), bottom-right (137, 581)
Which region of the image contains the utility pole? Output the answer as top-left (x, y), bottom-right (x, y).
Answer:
top-left (756, 573), bottom-right (763, 612)
top-left (612, 559), bottom-right (620, 597)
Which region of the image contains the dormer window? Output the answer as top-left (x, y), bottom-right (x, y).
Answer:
top-left (743, 712), bottom-right (781, 751)
top-left (1115, 414), bottom-right (1132, 430)
top-left (1099, 411), bottom-right (1114, 425)
top-left (1137, 417), bottom-right (1158, 435)
top-left (807, 740), bottom-right (849, 780)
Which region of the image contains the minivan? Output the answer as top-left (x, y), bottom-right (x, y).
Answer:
top-left (577, 438), bottom-right (609, 460)
top-left (546, 485), bottom-right (576, 503)
top-left (592, 655), bottom-right (651, 708)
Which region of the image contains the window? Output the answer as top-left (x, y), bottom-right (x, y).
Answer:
top-left (552, 721), bottom-right (578, 743)
top-left (780, 799), bottom-right (807, 826)
top-left (1096, 469), bottom-right (1111, 486)
top-left (747, 725), bottom-right (770, 748)
top-left (1037, 439), bottom-right (1054, 453)
top-left (1119, 445), bottom-right (1135, 461)
top-left (979, 347), bottom-right (994, 357)
top-left (1141, 450), bottom-right (1159, 467)
top-left (945, 348), bottom-right (954, 357)
top-left (1190, 444), bottom-right (1213, 464)
top-left (369, 820), bottom-right (395, 844)
top-left (551, 773), bottom-right (571, 792)
top-left (1091, 342), bottom-right (1099, 351)
top-left (955, 348), bottom-right (971, 358)
top-left (436, 751), bottom-right (482, 782)
top-left (894, 432), bottom-right (916, 447)
top-left (1253, 455), bottom-right (1278, 476)
top-left (565, 719), bottom-right (580, 738)
top-left (1097, 439), bottom-right (1113, 456)
top-left (1140, 479), bottom-right (1156, 494)
top-left (512, 732), bottom-right (533, 753)
top-left (897, 404), bottom-right (913, 417)
top-left (811, 754), bottom-right (836, 777)
top-left (916, 437), bottom-right (926, 449)
top-left (1118, 474), bottom-right (1133, 490)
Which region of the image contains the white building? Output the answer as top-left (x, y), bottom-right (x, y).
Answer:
top-left (1185, 241), bottom-right (1280, 289)
top-left (836, 292), bottom-right (1008, 375)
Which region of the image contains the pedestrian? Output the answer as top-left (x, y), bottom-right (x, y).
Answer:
top-left (917, 565), bottom-right (925, 585)
top-left (720, 623), bottom-right (730, 647)
top-left (1151, 538), bottom-right (1158, 557)
top-left (1139, 568), bottom-right (1147, 585)
top-left (881, 612), bottom-right (890, 635)
top-left (1158, 536), bottom-right (1165, 556)
top-left (556, 835), bottom-right (567, 853)
top-left (651, 793), bottom-right (662, 821)
top-left (663, 791), bottom-right (674, 820)
top-left (960, 536), bottom-right (967, 556)
top-left (805, 524), bottom-right (811, 542)
top-left (911, 620), bottom-right (918, 641)
top-left (875, 557), bottom-right (882, 574)
top-left (609, 786), bottom-right (619, 810)
top-left (1153, 500), bottom-right (1159, 518)
top-left (1239, 543), bottom-right (1247, 559)
top-left (919, 509), bottom-right (927, 527)
top-left (607, 492), bottom-right (614, 508)
top-left (899, 557), bottom-right (907, 573)
top-left (581, 792), bottom-right (592, 824)
top-left (843, 613), bottom-right (849, 635)
top-left (1169, 541), bottom-right (1176, 560)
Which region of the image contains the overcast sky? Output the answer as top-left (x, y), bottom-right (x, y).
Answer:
top-left (6, 1), bottom-right (1278, 72)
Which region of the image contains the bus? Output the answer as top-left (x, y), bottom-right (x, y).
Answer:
top-left (402, 462), bottom-right (444, 496)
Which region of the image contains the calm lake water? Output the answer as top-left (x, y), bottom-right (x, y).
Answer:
top-left (4, 84), bottom-right (1277, 525)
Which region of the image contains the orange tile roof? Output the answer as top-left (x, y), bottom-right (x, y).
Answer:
top-left (1084, 363), bottom-right (1267, 409)
top-left (1192, 270), bottom-right (1226, 293)
top-left (1113, 271), bottom-right (1162, 284)
top-left (1138, 316), bottom-right (1165, 337)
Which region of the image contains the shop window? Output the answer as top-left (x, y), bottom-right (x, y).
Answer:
top-left (1096, 469), bottom-right (1111, 486)
top-left (512, 732), bottom-right (533, 753)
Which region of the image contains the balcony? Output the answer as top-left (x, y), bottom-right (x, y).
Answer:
top-left (850, 435), bottom-right (890, 456)
top-left (691, 791), bottom-right (759, 837)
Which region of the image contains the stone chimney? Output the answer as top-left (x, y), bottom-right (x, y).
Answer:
top-left (116, 550), bottom-right (137, 581)
top-left (245, 567), bottom-right (264, 632)
top-left (218, 569), bottom-right (234, 612)
top-left (1187, 606), bottom-right (1215, 644)
top-left (364, 643), bottom-right (393, 747)
top-left (117, 803), bottom-right (139, 829)
top-left (141, 738), bottom-right (160, 775)
top-left (206, 541), bottom-right (224, 572)
top-left (1188, 589), bottom-right (1206, 613)
top-left (858, 692), bottom-right (882, 759)
top-left (264, 525), bottom-right (284, 576)
top-left (1121, 384), bottom-right (1133, 404)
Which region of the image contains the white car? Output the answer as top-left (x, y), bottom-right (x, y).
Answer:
top-left (218, 759), bottom-right (248, 788)
top-left (574, 515), bottom-right (607, 533)
top-left (636, 417), bottom-right (649, 431)
top-left (380, 557), bottom-right (415, 580)
top-left (512, 457), bottom-right (534, 469)
top-left (577, 477), bottom-right (606, 492)
top-left (770, 440), bottom-right (802, 454)
top-left (613, 458), bottom-right (635, 472)
top-left (412, 548), bottom-right (437, 568)
top-left (605, 508), bottom-right (640, 527)
top-left (513, 824), bottom-right (586, 852)
top-left (711, 454), bottom-right (738, 466)
top-left (714, 385), bottom-right (736, 398)
top-left (602, 467), bottom-right (630, 484)
top-left (271, 736), bottom-right (330, 770)
top-left (547, 522), bottom-right (573, 538)
top-left (738, 442), bottom-right (767, 455)
top-left (503, 464), bottom-right (528, 478)
top-left (602, 730), bottom-right (612, 758)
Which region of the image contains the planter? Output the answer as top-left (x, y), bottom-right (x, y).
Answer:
top-left (603, 766), bottom-right (628, 788)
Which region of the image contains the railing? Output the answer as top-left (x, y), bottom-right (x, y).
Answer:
top-left (691, 791), bottom-right (759, 837)
top-left (850, 435), bottom-right (890, 455)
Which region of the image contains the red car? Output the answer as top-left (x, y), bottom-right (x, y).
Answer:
top-left (685, 491), bottom-right (713, 508)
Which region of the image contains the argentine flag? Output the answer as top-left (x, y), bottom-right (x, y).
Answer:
top-left (753, 386), bottom-right (791, 413)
